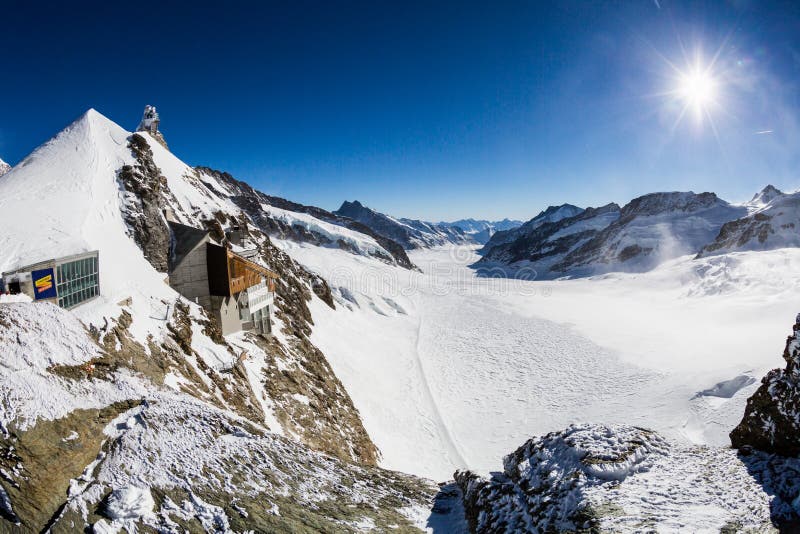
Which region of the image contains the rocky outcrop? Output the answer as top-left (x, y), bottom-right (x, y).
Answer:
top-left (455, 424), bottom-right (669, 533)
top-left (335, 200), bottom-right (474, 249)
top-left (117, 133), bottom-right (172, 272)
top-left (454, 424), bottom-right (777, 533)
top-left (0, 300), bottom-right (423, 532)
top-left (730, 313), bottom-right (800, 455)
top-left (0, 158), bottom-right (10, 177)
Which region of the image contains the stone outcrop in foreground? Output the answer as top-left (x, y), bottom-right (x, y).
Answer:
top-left (455, 424), bottom-right (776, 533)
top-left (731, 313), bottom-right (800, 455)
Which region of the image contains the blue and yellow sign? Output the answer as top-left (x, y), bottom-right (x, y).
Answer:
top-left (32, 268), bottom-right (57, 300)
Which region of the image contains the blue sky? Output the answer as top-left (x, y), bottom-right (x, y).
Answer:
top-left (1, 1), bottom-right (799, 221)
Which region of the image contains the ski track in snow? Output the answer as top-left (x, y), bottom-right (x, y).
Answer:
top-left (412, 306), bottom-right (469, 470)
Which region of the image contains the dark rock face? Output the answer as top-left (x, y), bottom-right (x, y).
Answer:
top-left (731, 313), bottom-right (800, 455)
top-left (117, 133), bottom-right (172, 272)
top-left (335, 200), bottom-right (474, 250)
top-left (697, 213), bottom-right (774, 257)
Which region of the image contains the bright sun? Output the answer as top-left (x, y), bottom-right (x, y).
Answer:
top-left (678, 68), bottom-right (717, 111)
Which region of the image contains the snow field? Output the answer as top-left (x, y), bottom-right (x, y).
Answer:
top-left (293, 244), bottom-right (800, 480)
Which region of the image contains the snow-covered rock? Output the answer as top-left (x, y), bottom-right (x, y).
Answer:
top-left (731, 312), bottom-right (800, 455)
top-left (698, 187), bottom-right (800, 258)
top-left (103, 486), bottom-right (154, 520)
top-left (0, 158), bottom-right (10, 177)
top-left (335, 200), bottom-right (475, 249)
top-left (455, 424), bottom-right (778, 533)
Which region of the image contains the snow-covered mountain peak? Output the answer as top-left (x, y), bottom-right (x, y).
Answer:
top-left (0, 157), bottom-right (10, 177)
top-left (699, 188), bottom-right (800, 258)
top-left (749, 184), bottom-right (784, 208)
top-left (0, 109), bottom-right (135, 277)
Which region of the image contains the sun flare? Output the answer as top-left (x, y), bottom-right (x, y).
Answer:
top-left (677, 67), bottom-right (717, 112)
top-left (662, 51), bottom-right (725, 131)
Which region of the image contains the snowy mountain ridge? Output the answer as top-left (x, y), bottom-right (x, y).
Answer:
top-left (0, 158), bottom-right (9, 177)
top-left (477, 191), bottom-right (772, 278)
top-left (477, 203), bottom-right (621, 275)
top-left (334, 200), bottom-right (475, 249)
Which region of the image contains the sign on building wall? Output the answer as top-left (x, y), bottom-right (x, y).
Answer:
top-left (32, 268), bottom-right (57, 300)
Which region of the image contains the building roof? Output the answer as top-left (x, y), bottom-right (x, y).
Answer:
top-left (168, 221), bottom-right (210, 272)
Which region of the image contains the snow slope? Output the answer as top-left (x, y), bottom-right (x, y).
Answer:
top-left (0, 303), bottom-right (438, 532)
top-left (285, 244), bottom-right (798, 481)
top-left (0, 110), bottom-right (176, 343)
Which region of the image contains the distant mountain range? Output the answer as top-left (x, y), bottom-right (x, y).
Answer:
top-left (438, 218), bottom-right (524, 244)
top-left (334, 201), bottom-right (524, 249)
top-left (476, 186), bottom-right (796, 279)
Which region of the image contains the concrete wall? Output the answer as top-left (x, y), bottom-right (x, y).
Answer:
top-left (169, 237), bottom-right (211, 301)
top-left (210, 294), bottom-right (243, 335)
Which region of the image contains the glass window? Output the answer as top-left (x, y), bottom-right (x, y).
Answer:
top-left (55, 254), bottom-right (99, 309)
